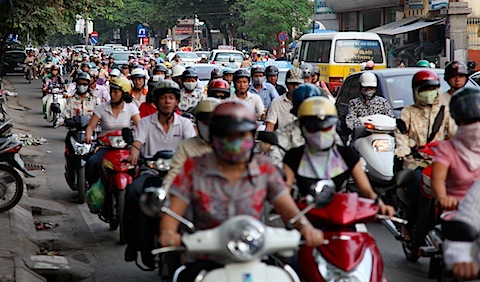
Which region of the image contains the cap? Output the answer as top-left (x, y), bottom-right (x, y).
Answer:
top-left (286, 67), bottom-right (304, 84)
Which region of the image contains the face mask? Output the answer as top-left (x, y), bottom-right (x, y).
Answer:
top-left (197, 121), bottom-right (210, 142)
top-left (183, 82), bottom-right (197, 91)
top-left (253, 77), bottom-right (265, 85)
top-left (76, 85), bottom-right (88, 94)
top-left (418, 90), bottom-right (437, 104)
top-left (361, 89), bottom-right (376, 99)
top-left (302, 126), bottom-right (335, 151)
top-left (211, 135), bottom-right (255, 164)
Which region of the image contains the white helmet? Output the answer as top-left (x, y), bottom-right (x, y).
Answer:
top-left (172, 65), bottom-right (186, 78)
top-left (110, 69), bottom-right (121, 77)
top-left (359, 72), bottom-right (377, 88)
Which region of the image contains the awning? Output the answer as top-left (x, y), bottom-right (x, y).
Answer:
top-left (173, 35), bottom-right (191, 42)
top-left (371, 19), bottom-right (444, 36)
top-left (368, 17), bottom-right (420, 33)
top-left (325, 0), bottom-right (396, 13)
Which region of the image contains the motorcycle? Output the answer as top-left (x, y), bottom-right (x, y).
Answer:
top-left (26, 62), bottom-right (34, 84)
top-left (96, 128), bottom-right (140, 244)
top-left (64, 116), bottom-right (95, 204)
top-left (44, 82), bottom-right (67, 128)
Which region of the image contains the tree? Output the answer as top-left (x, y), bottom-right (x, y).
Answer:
top-left (234, 0), bottom-right (313, 48)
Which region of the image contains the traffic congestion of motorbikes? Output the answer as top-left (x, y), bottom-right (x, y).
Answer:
top-left (2, 42), bottom-right (480, 282)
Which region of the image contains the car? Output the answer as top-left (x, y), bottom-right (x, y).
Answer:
top-left (335, 67), bottom-right (479, 138)
top-left (251, 60), bottom-right (293, 86)
top-left (169, 51), bottom-right (199, 65)
top-left (112, 46), bottom-right (128, 52)
top-left (186, 64), bottom-right (222, 89)
top-left (110, 51), bottom-right (134, 66)
top-left (2, 50), bottom-right (27, 75)
top-left (195, 51), bottom-right (210, 59)
top-left (469, 71), bottom-right (480, 87)
top-left (208, 49), bottom-right (245, 68)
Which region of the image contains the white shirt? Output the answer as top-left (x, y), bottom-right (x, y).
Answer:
top-left (231, 91), bottom-right (265, 119)
top-left (93, 102), bottom-right (139, 133)
top-left (265, 94), bottom-right (295, 129)
top-left (134, 113), bottom-right (196, 156)
top-left (90, 84), bottom-right (110, 103)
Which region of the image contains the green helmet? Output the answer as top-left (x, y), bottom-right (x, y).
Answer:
top-left (416, 60), bottom-right (431, 68)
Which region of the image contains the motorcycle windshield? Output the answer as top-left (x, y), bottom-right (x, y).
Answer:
top-left (72, 115), bottom-right (91, 129)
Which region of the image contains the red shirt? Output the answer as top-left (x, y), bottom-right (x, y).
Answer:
top-left (139, 103), bottom-right (157, 118)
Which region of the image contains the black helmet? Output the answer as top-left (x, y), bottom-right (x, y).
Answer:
top-left (251, 65), bottom-right (265, 76)
top-left (210, 68), bottom-right (223, 80)
top-left (444, 61), bottom-right (468, 80)
top-left (234, 69), bottom-right (251, 82)
top-left (182, 69), bottom-right (198, 79)
top-left (265, 66), bottom-right (279, 76)
top-left (76, 71), bottom-right (91, 82)
top-left (154, 64), bottom-right (168, 73)
top-left (450, 87), bottom-right (480, 124)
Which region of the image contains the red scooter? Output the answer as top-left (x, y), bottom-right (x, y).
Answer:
top-left (97, 128), bottom-right (139, 244)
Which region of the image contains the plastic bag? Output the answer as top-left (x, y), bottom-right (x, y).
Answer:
top-left (86, 180), bottom-right (105, 214)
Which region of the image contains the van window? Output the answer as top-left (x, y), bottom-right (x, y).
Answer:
top-left (336, 74), bottom-right (361, 118)
top-left (300, 40), bottom-right (332, 63)
top-left (334, 40), bottom-right (383, 64)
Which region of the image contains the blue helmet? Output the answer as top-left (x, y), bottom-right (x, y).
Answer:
top-left (291, 84), bottom-right (321, 116)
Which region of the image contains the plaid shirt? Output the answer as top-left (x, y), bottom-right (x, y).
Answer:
top-left (346, 95), bottom-right (394, 130)
top-left (178, 88), bottom-right (205, 114)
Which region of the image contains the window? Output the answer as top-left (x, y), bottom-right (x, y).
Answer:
top-left (335, 74), bottom-right (361, 119)
top-left (300, 40), bottom-right (332, 63)
top-left (334, 40), bottom-right (384, 64)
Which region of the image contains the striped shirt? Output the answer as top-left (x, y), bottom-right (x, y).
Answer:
top-left (93, 102), bottom-right (139, 133)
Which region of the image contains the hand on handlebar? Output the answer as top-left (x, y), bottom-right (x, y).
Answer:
top-left (159, 231), bottom-right (182, 247)
top-left (438, 196), bottom-right (458, 211)
top-left (126, 149), bottom-right (139, 165)
top-left (452, 262), bottom-right (479, 281)
top-left (84, 133), bottom-right (93, 144)
top-left (299, 224), bottom-right (324, 247)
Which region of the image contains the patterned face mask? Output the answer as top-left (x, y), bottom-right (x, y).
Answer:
top-left (418, 90), bottom-right (437, 104)
top-left (361, 89), bottom-right (376, 99)
top-left (211, 135), bottom-right (255, 164)
top-left (302, 126), bottom-right (335, 151)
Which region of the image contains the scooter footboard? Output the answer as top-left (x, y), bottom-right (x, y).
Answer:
top-left (203, 261), bottom-right (299, 282)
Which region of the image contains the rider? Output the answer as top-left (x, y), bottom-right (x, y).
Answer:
top-left (300, 63), bottom-right (315, 84)
top-left (416, 60), bottom-right (431, 68)
top-left (84, 77), bottom-right (141, 185)
top-left (345, 72), bottom-right (394, 131)
top-left (395, 69), bottom-right (457, 238)
top-left (130, 68), bottom-right (148, 108)
top-left (224, 56), bottom-right (237, 68)
top-left (249, 65), bottom-right (279, 108)
top-left (206, 79), bottom-right (231, 100)
top-left (178, 69), bottom-right (205, 114)
top-left (240, 54), bottom-right (252, 68)
top-left (432, 87), bottom-right (480, 210)
top-left (124, 80), bottom-right (196, 264)
top-left (139, 75), bottom-right (162, 118)
top-left (440, 61), bottom-right (468, 105)
top-left (199, 54), bottom-right (208, 64)
top-left (24, 50), bottom-right (38, 79)
top-left (159, 100), bottom-right (324, 281)
top-left (88, 69), bottom-right (110, 103)
top-left (232, 69), bottom-right (265, 120)
top-left (265, 65), bottom-right (287, 95)
top-left (222, 67), bottom-right (235, 93)
top-left (265, 67), bottom-right (303, 131)
top-left (107, 56), bottom-right (118, 71)
top-left (282, 96), bottom-right (394, 216)
top-left (64, 72), bottom-right (98, 119)
top-left (153, 64), bottom-right (168, 79)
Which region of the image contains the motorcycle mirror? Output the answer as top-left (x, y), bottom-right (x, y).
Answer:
top-left (139, 187), bottom-right (168, 217)
top-left (256, 131), bottom-right (279, 146)
top-left (442, 220), bottom-right (480, 242)
top-left (121, 127), bottom-right (134, 145)
top-left (396, 119), bottom-right (407, 134)
top-left (311, 180), bottom-right (335, 208)
top-left (395, 169), bottom-right (415, 187)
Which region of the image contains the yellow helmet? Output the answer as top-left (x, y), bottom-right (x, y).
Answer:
top-left (298, 96), bottom-right (338, 130)
top-left (110, 77), bottom-right (132, 93)
top-left (164, 61), bottom-right (172, 69)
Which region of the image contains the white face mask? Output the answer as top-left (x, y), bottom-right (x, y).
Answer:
top-left (301, 126), bottom-right (336, 151)
top-left (253, 77), bottom-right (265, 85)
top-left (183, 82), bottom-right (197, 91)
top-left (76, 85), bottom-right (88, 94)
top-left (197, 121), bottom-right (210, 142)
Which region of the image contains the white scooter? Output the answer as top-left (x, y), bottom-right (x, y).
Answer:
top-left (43, 83), bottom-right (67, 128)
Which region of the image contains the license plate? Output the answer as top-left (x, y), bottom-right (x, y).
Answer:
top-left (14, 67), bottom-right (23, 71)
top-left (14, 154), bottom-right (25, 169)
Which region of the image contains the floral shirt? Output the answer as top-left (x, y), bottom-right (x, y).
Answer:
top-left (169, 152), bottom-right (288, 230)
top-left (64, 93), bottom-right (98, 119)
top-left (178, 88), bottom-right (205, 114)
top-left (346, 96), bottom-right (394, 130)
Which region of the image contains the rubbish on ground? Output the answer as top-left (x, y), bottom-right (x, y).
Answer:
top-left (30, 255), bottom-right (70, 270)
top-left (18, 133), bottom-right (48, 146)
top-left (3, 90), bottom-right (17, 97)
top-left (35, 221), bottom-right (59, 231)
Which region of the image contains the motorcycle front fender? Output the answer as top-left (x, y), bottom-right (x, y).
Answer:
top-left (109, 173), bottom-right (133, 190)
top-left (202, 261), bottom-right (300, 282)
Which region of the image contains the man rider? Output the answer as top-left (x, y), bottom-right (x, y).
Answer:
top-left (178, 69), bottom-right (205, 114)
top-left (222, 67), bottom-right (235, 93)
top-left (265, 65), bottom-right (287, 95)
top-left (123, 80), bottom-right (196, 265)
top-left (232, 69), bottom-right (265, 120)
top-left (153, 64), bottom-right (168, 79)
top-left (107, 56), bottom-right (118, 71)
top-left (130, 68), bottom-right (148, 108)
top-left (24, 50), bottom-right (38, 79)
top-left (440, 61), bottom-right (468, 105)
top-left (64, 72), bottom-right (98, 119)
top-left (345, 72), bottom-right (394, 131)
top-left (248, 65), bottom-right (279, 108)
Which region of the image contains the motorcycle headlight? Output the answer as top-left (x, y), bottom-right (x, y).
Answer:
top-left (155, 158), bottom-right (171, 171)
top-left (108, 136), bottom-right (127, 148)
top-left (315, 248), bottom-right (373, 282)
top-left (70, 137), bottom-right (92, 155)
top-left (225, 219), bottom-right (265, 261)
top-left (372, 139), bottom-right (393, 152)
top-left (52, 88), bottom-right (60, 94)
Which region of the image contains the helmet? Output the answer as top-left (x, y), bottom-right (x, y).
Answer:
top-left (166, 69), bottom-right (172, 77)
top-left (76, 72), bottom-right (91, 82)
top-left (444, 61), bottom-right (468, 80)
top-left (416, 60), bottom-right (431, 68)
top-left (109, 69), bottom-right (121, 77)
top-left (171, 65), bottom-right (186, 78)
top-left (110, 77), bottom-right (132, 93)
top-left (412, 69), bottom-right (440, 92)
top-left (359, 72), bottom-right (377, 88)
top-left (152, 80), bottom-right (181, 100)
top-left (120, 64), bottom-right (129, 70)
top-left (365, 60), bottom-right (375, 69)
top-left (234, 69), bottom-right (251, 82)
top-left (182, 69), bottom-right (198, 79)
top-left (201, 54), bottom-right (207, 59)
top-left (450, 87), bottom-right (480, 124)
top-left (300, 62), bottom-right (314, 78)
top-left (88, 69), bottom-right (99, 78)
top-left (223, 67), bottom-right (235, 75)
top-left (208, 79), bottom-right (231, 98)
top-left (147, 75), bottom-right (164, 91)
top-left (291, 84), bottom-right (322, 115)
top-left (193, 97), bottom-right (221, 117)
top-left (251, 65), bottom-right (265, 76)
top-left (209, 100), bottom-right (257, 135)
top-left (154, 64), bottom-right (168, 73)
top-left (298, 96), bottom-right (339, 130)
top-left (229, 56), bottom-right (235, 62)
top-left (131, 68), bottom-right (146, 79)
top-left (81, 62), bottom-right (90, 68)
top-left (286, 67), bottom-right (304, 84)
top-left (313, 65), bottom-right (320, 75)
top-left (210, 68), bottom-right (223, 80)
top-left (265, 66), bottom-right (279, 76)
top-left (129, 61), bottom-right (139, 69)
top-left (164, 62), bottom-right (172, 69)
top-left (51, 65), bottom-right (60, 71)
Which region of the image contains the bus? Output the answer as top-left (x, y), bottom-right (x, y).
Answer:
top-left (291, 32), bottom-right (386, 92)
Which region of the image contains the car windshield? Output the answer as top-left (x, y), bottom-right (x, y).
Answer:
top-left (112, 53), bottom-right (129, 61)
top-left (215, 53), bottom-right (244, 62)
top-left (178, 52), bottom-right (199, 59)
top-left (334, 39), bottom-right (384, 64)
top-left (193, 66), bottom-right (220, 80)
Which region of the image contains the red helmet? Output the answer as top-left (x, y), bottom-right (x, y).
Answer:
top-left (208, 79), bottom-right (231, 99)
top-left (209, 100), bottom-right (257, 135)
top-left (412, 69), bottom-right (440, 91)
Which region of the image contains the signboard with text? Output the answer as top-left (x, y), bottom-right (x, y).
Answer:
top-left (407, 0), bottom-right (424, 9)
top-left (315, 0), bottom-right (335, 14)
top-left (429, 0), bottom-right (448, 11)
